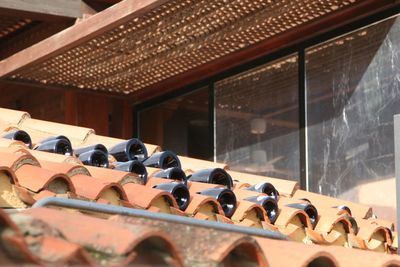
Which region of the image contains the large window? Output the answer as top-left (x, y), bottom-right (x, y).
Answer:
top-left (138, 86), bottom-right (211, 160)
top-left (215, 55), bottom-right (300, 181)
top-left (306, 15), bottom-right (400, 218)
top-left (137, 11), bottom-right (400, 219)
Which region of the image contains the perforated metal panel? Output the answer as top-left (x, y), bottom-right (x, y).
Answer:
top-left (7, 0), bottom-right (363, 94)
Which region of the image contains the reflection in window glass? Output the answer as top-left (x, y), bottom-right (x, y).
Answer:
top-left (215, 55), bottom-right (299, 181)
top-left (306, 16), bottom-right (400, 220)
top-left (139, 87), bottom-right (211, 160)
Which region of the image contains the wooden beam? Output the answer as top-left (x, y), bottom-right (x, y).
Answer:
top-left (0, 79), bottom-right (125, 99)
top-left (0, 0), bottom-right (83, 21)
top-left (129, 0), bottom-right (400, 104)
top-left (0, 0), bottom-right (169, 78)
top-left (0, 21), bottom-right (72, 60)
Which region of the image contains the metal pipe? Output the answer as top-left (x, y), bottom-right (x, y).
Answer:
top-left (33, 197), bottom-right (287, 240)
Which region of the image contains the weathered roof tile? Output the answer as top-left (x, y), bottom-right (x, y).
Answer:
top-left (0, 107), bottom-right (397, 265)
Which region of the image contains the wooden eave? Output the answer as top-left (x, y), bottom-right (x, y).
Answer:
top-left (0, 0), bottom-right (399, 102)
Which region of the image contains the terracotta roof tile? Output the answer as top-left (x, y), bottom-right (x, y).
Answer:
top-left (368, 218), bottom-right (395, 231)
top-left (188, 180), bottom-right (224, 192)
top-left (122, 183), bottom-right (178, 213)
top-left (85, 165), bottom-right (144, 185)
top-left (0, 138), bottom-right (27, 148)
top-left (0, 209), bottom-right (42, 265)
top-left (0, 150), bottom-right (40, 171)
top-left (18, 118), bottom-right (94, 145)
top-left (185, 194), bottom-right (225, 221)
top-left (231, 200), bottom-right (269, 227)
top-left (146, 166), bottom-right (164, 176)
top-left (111, 215), bottom-right (267, 267)
top-left (22, 208), bottom-right (184, 266)
top-left (31, 190), bottom-right (59, 202)
top-left (38, 160), bottom-right (91, 177)
top-left (208, 236), bottom-right (267, 267)
top-left (274, 206), bottom-right (313, 242)
top-left (69, 174), bottom-right (127, 205)
top-left (355, 218), bottom-right (393, 252)
top-left (30, 149), bottom-right (82, 164)
top-left (0, 145), bottom-right (31, 155)
top-left (325, 244), bottom-right (400, 267)
top-left (35, 235), bottom-right (96, 266)
top-left (145, 176), bottom-right (178, 187)
top-left (0, 107), bottom-right (398, 265)
top-left (308, 214), bottom-right (354, 246)
top-left (293, 189), bottom-right (372, 219)
top-left (22, 208), bottom-right (146, 254)
top-left (256, 237), bottom-right (339, 267)
top-left (0, 167), bottom-right (27, 208)
top-left (12, 185), bottom-right (37, 206)
top-left (83, 133), bottom-right (160, 156)
top-left (0, 108), bottom-right (30, 130)
top-left (233, 181), bottom-right (252, 189)
top-left (179, 156), bottom-right (228, 172)
top-left (233, 187), bottom-right (264, 200)
top-left (228, 170), bottom-right (299, 196)
top-left (15, 164), bottom-right (75, 195)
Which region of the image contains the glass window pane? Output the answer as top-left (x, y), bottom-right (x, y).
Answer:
top-left (139, 87), bottom-right (211, 160)
top-left (306, 16), bottom-right (400, 221)
top-left (215, 55), bottom-right (299, 181)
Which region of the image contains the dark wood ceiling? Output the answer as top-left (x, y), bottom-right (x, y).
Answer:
top-left (0, 0), bottom-right (121, 60)
top-left (1, 0), bottom-right (398, 99)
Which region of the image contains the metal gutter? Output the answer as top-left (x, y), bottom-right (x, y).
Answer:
top-left (33, 197), bottom-right (287, 240)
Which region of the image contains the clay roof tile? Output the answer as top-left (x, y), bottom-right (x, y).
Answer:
top-left (356, 218), bottom-right (393, 252)
top-left (0, 151), bottom-right (40, 171)
top-left (0, 138), bottom-right (27, 148)
top-left (37, 236), bottom-right (96, 266)
top-left (293, 189), bottom-right (372, 219)
top-left (83, 134), bottom-right (160, 156)
top-left (209, 236), bottom-right (268, 267)
top-left (69, 174), bottom-right (128, 204)
top-left (184, 194), bottom-right (225, 220)
top-left (22, 208), bottom-right (183, 266)
top-left (323, 242), bottom-right (400, 267)
top-left (256, 237), bottom-right (339, 267)
top-left (18, 118), bottom-right (94, 145)
top-left (85, 165), bottom-right (143, 185)
top-left (15, 164), bottom-right (75, 194)
top-left (29, 150), bottom-right (82, 165)
top-left (231, 200), bottom-right (269, 227)
top-left (179, 156), bottom-right (228, 172)
top-left (0, 209), bottom-right (42, 265)
top-left (123, 183), bottom-right (178, 212)
top-left (0, 108), bottom-right (30, 131)
top-left (109, 215), bottom-right (265, 266)
top-left (228, 170), bottom-right (299, 196)
top-left (38, 160), bottom-right (90, 177)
